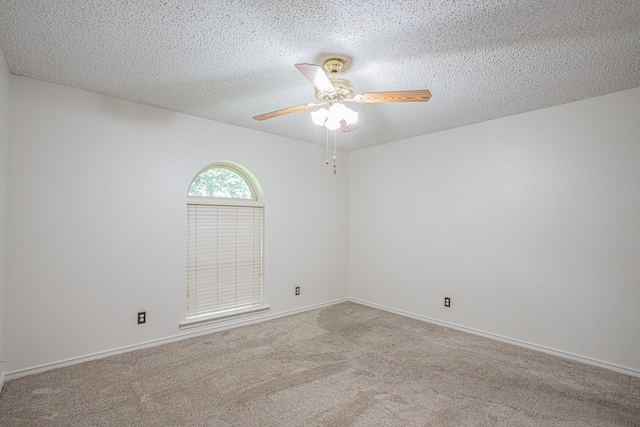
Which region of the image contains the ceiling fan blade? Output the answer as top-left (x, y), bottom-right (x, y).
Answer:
top-left (253, 103), bottom-right (320, 121)
top-left (354, 89), bottom-right (432, 103)
top-left (340, 120), bottom-right (359, 133)
top-left (295, 63), bottom-right (335, 93)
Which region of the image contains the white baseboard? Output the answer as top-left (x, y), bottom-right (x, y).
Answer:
top-left (4, 297), bottom-right (348, 382)
top-left (5, 296), bottom-right (638, 384)
top-left (348, 297), bottom-right (640, 378)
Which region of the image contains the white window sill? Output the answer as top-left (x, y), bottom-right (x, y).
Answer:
top-left (179, 304), bottom-right (270, 330)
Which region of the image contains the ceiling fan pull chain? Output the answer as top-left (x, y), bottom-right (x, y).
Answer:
top-left (333, 130), bottom-right (337, 174)
top-left (326, 127), bottom-right (329, 165)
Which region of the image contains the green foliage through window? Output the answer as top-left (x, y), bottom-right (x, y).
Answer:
top-left (188, 167), bottom-right (253, 199)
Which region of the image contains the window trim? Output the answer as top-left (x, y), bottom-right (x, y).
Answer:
top-left (187, 196), bottom-right (263, 208)
top-left (179, 303), bottom-right (270, 330)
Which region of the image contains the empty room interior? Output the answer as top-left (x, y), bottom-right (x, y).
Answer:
top-left (0, 1), bottom-right (639, 425)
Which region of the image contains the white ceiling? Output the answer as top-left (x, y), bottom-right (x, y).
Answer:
top-left (1, 1), bottom-right (639, 151)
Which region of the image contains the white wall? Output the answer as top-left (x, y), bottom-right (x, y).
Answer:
top-left (0, 49), bottom-right (9, 384)
top-left (349, 88), bottom-right (640, 373)
top-left (5, 76), bottom-right (348, 374)
top-left (5, 74), bottom-right (639, 378)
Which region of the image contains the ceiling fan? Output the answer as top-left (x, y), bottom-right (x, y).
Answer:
top-left (253, 58), bottom-right (432, 133)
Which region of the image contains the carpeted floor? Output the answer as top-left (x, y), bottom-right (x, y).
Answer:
top-left (1, 302), bottom-right (639, 426)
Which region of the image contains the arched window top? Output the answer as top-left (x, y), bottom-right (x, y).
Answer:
top-left (187, 161), bottom-right (262, 201)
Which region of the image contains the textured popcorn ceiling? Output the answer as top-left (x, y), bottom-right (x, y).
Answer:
top-left (1, 1), bottom-right (639, 151)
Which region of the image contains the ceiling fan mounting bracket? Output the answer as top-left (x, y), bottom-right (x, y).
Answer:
top-left (323, 58), bottom-right (346, 75)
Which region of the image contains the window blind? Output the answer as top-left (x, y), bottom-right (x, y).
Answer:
top-left (186, 204), bottom-right (263, 318)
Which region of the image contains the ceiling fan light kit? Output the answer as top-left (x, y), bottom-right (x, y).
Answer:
top-left (312, 103), bottom-right (359, 130)
top-left (253, 57), bottom-right (431, 173)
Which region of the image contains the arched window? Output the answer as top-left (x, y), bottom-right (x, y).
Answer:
top-left (187, 166), bottom-right (255, 199)
top-left (180, 162), bottom-right (267, 328)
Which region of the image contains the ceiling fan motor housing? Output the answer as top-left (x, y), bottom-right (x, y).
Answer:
top-left (315, 78), bottom-right (354, 104)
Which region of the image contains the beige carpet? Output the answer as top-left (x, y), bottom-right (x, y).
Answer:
top-left (1, 302), bottom-right (639, 426)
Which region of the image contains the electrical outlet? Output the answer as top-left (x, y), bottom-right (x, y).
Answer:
top-left (444, 297), bottom-right (451, 308)
top-left (295, 286), bottom-right (300, 296)
top-left (138, 312), bottom-right (146, 324)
